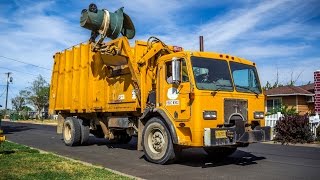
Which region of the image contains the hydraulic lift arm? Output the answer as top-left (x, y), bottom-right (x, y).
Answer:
top-left (93, 36), bottom-right (172, 105)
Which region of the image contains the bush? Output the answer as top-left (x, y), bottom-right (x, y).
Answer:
top-left (274, 115), bottom-right (314, 144)
top-left (266, 104), bottom-right (298, 116)
top-left (315, 126), bottom-right (320, 142)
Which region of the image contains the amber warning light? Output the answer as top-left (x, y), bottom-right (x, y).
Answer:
top-left (173, 46), bottom-right (183, 52)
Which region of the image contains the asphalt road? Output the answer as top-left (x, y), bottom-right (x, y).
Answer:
top-left (2, 121), bottom-right (320, 180)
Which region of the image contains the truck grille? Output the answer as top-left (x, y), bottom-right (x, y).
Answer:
top-left (224, 99), bottom-right (248, 124)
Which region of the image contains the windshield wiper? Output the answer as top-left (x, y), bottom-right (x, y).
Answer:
top-left (211, 84), bottom-right (233, 96)
top-left (235, 85), bottom-right (260, 96)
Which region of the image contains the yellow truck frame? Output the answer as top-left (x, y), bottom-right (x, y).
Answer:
top-left (0, 119), bottom-right (5, 144)
top-left (0, 129), bottom-right (5, 144)
top-left (49, 35), bottom-right (271, 164)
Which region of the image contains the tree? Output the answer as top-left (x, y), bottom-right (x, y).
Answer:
top-left (263, 69), bottom-right (303, 90)
top-left (11, 90), bottom-right (28, 112)
top-left (26, 75), bottom-right (49, 119)
top-left (266, 104), bottom-right (298, 116)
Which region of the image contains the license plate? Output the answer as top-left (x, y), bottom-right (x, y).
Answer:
top-left (215, 130), bottom-right (227, 139)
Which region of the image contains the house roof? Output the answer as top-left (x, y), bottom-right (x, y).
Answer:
top-left (265, 85), bottom-right (314, 96)
top-left (298, 83), bottom-right (314, 93)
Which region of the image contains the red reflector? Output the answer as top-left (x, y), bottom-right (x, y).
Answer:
top-left (173, 46), bottom-right (183, 52)
top-left (189, 92), bottom-right (195, 100)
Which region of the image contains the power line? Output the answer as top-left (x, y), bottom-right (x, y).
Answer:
top-left (8, 86), bottom-right (18, 99)
top-left (0, 87), bottom-right (5, 98)
top-left (0, 66), bottom-right (50, 79)
top-left (0, 55), bottom-right (51, 71)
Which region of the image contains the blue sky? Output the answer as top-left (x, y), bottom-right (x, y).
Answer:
top-left (0, 0), bottom-right (319, 109)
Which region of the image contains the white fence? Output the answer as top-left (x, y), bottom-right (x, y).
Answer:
top-left (265, 112), bottom-right (320, 138)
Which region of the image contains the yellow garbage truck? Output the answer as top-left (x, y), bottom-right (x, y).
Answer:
top-left (49, 4), bottom-right (270, 164)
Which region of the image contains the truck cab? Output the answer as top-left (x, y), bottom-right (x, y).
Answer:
top-left (151, 51), bottom-right (270, 149)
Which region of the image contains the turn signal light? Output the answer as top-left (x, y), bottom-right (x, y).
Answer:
top-left (203, 111), bottom-right (217, 120)
top-left (254, 112), bottom-right (264, 119)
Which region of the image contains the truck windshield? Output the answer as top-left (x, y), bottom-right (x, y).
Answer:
top-left (230, 62), bottom-right (262, 94)
top-left (191, 57), bottom-right (233, 91)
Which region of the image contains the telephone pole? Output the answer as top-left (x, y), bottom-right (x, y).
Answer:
top-left (5, 72), bottom-right (12, 116)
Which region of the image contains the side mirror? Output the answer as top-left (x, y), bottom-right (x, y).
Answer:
top-left (172, 57), bottom-right (181, 84)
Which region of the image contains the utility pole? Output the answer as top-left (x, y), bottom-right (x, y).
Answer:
top-left (4, 72), bottom-right (12, 117)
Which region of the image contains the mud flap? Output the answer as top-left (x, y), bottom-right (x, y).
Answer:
top-left (137, 119), bottom-right (144, 151)
top-left (57, 114), bottom-right (65, 134)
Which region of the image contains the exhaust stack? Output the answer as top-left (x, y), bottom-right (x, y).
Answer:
top-left (199, 36), bottom-right (204, 52)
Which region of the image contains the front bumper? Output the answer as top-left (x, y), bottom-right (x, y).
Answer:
top-left (204, 126), bottom-right (271, 146)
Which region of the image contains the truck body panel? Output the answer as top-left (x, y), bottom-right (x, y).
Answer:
top-left (50, 43), bottom-right (140, 114)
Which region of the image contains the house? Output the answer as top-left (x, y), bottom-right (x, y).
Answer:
top-left (315, 70), bottom-right (320, 114)
top-left (265, 84), bottom-right (315, 115)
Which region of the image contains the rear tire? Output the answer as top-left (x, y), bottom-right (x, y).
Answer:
top-left (63, 117), bottom-right (81, 146)
top-left (79, 119), bottom-right (90, 145)
top-left (142, 117), bottom-right (176, 164)
top-left (204, 147), bottom-right (237, 159)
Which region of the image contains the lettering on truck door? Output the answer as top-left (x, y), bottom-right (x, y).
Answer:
top-left (159, 59), bottom-right (191, 121)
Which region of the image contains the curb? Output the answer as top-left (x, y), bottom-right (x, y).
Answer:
top-left (262, 141), bottom-right (320, 148)
top-left (1, 119), bottom-right (57, 126)
top-left (6, 140), bottom-right (143, 180)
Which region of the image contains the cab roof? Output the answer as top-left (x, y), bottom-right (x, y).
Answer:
top-left (186, 51), bottom-right (255, 66)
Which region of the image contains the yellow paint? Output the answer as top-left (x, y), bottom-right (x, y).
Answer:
top-left (0, 129), bottom-right (5, 143)
top-left (49, 37), bottom-right (266, 147)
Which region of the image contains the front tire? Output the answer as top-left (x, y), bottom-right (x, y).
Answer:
top-left (63, 117), bottom-right (81, 146)
top-left (79, 119), bottom-right (90, 145)
top-left (142, 117), bottom-right (176, 164)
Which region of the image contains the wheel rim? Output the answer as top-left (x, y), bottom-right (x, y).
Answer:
top-left (64, 124), bottom-right (72, 141)
top-left (147, 128), bottom-right (166, 156)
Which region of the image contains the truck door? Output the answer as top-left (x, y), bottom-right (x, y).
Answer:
top-left (159, 58), bottom-right (191, 121)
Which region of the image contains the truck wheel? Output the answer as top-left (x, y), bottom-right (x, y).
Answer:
top-left (63, 117), bottom-right (81, 146)
top-left (204, 147), bottom-right (237, 159)
top-left (142, 117), bottom-right (176, 164)
top-left (79, 119), bottom-right (90, 145)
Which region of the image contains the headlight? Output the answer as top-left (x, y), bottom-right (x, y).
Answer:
top-left (203, 111), bottom-right (217, 120)
top-left (254, 112), bottom-right (264, 119)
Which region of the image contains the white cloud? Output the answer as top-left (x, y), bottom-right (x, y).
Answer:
top-left (0, 0), bottom-right (87, 107)
top-left (233, 44), bottom-right (309, 60)
top-left (257, 57), bottom-right (320, 86)
top-left (0, 0), bottom-right (319, 108)
top-left (198, 0), bottom-right (286, 47)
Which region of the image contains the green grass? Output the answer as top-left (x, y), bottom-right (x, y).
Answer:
top-left (0, 141), bottom-right (132, 180)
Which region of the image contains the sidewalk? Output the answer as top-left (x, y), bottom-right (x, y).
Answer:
top-left (263, 140), bottom-right (320, 148)
top-left (1, 119), bottom-right (57, 126)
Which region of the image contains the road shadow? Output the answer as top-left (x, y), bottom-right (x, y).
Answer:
top-left (1, 125), bottom-right (34, 135)
top-left (62, 135), bottom-right (265, 168)
top-left (73, 136), bottom-right (138, 150)
top-left (0, 150), bottom-right (15, 155)
top-left (175, 148), bottom-right (266, 168)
